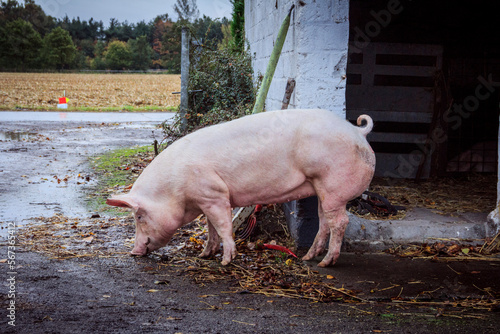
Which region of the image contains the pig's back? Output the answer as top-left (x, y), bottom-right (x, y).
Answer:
top-left (145, 110), bottom-right (371, 206)
top-left (162, 109), bottom-right (369, 205)
top-left (183, 109), bottom-right (360, 153)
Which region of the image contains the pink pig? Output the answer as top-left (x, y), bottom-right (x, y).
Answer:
top-left (107, 109), bottom-right (375, 267)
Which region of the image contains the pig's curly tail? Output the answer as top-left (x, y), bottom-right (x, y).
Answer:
top-left (356, 115), bottom-right (373, 137)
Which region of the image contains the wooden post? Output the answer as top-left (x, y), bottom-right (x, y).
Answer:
top-left (154, 139), bottom-right (159, 156)
top-left (180, 27), bottom-right (190, 131)
top-left (281, 78), bottom-right (296, 110)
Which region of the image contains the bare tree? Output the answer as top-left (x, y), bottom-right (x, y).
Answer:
top-left (173, 0), bottom-right (200, 23)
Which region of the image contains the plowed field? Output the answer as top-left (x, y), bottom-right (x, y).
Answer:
top-left (0, 72), bottom-right (180, 111)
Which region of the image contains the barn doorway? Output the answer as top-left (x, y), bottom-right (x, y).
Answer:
top-left (346, 0), bottom-right (499, 179)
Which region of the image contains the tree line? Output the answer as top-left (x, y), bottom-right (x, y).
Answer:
top-left (0, 0), bottom-right (237, 72)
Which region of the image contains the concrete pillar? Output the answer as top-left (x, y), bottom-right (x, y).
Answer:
top-left (283, 196), bottom-right (319, 248)
top-left (487, 116), bottom-right (500, 236)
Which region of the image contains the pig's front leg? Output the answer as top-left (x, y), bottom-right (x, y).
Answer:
top-left (199, 219), bottom-right (220, 258)
top-left (201, 203), bottom-right (236, 266)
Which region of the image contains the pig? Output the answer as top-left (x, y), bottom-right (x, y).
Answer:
top-left (107, 109), bottom-right (375, 267)
top-left (446, 141), bottom-right (497, 173)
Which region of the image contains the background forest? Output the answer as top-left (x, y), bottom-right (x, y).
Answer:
top-left (0, 0), bottom-right (238, 72)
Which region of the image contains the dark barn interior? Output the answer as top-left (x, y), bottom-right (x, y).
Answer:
top-left (346, 0), bottom-right (499, 178)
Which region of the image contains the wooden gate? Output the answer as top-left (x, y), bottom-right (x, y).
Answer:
top-left (346, 42), bottom-right (443, 178)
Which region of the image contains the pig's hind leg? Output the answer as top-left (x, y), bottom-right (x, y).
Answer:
top-left (316, 208), bottom-right (349, 267)
top-left (199, 219), bottom-right (220, 258)
top-left (302, 201), bottom-right (329, 261)
top-left (302, 182), bottom-right (350, 267)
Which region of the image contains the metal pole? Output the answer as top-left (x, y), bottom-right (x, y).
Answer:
top-left (180, 26), bottom-right (190, 131)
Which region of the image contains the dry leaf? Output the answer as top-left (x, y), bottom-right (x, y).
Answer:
top-left (154, 280), bottom-right (169, 285)
top-left (82, 236), bottom-right (94, 243)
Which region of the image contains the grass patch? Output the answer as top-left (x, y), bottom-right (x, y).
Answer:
top-left (88, 145), bottom-right (156, 213)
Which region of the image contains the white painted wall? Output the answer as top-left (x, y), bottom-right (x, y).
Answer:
top-left (245, 0), bottom-right (350, 116)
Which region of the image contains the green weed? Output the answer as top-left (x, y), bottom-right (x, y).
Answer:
top-left (88, 145), bottom-right (155, 213)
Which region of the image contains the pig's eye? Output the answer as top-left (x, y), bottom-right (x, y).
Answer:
top-left (137, 215), bottom-right (142, 220)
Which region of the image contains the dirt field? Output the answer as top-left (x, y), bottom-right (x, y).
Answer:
top-left (0, 72), bottom-right (181, 111)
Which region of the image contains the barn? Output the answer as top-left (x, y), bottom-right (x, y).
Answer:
top-left (244, 0), bottom-right (500, 246)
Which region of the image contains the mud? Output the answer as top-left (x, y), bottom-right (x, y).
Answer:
top-left (1, 112), bottom-right (499, 333)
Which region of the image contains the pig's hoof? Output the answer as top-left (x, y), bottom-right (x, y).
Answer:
top-left (199, 251), bottom-right (211, 258)
top-left (130, 252), bottom-right (146, 257)
top-left (318, 258), bottom-right (336, 267)
top-left (302, 254), bottom-right (313, 261)
top-left (221, 259), bottom-right (230, 266)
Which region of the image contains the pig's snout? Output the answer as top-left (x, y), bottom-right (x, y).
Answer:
top-left (130, 237), bottom-right (151, 256)
top-left (130, 246), bottom-right (147, 256)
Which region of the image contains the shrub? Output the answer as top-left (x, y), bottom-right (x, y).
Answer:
top-left (162, 40), bottom-right (257, 144)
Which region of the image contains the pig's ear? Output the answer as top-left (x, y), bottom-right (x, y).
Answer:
top-left (106, 195), bottom-right (139, 211)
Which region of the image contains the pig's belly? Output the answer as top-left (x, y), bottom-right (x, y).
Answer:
top-left (229, 180), bottom-right (316, 207)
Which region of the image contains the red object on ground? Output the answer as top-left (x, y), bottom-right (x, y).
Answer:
top-left (263, 243), bottom-right (298, 258)
top-left (237, 205), bottom-right (264, 240)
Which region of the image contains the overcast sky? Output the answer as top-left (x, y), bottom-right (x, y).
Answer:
top-left (34, 0), bottom-right (232, 25)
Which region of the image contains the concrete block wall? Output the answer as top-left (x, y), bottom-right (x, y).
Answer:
top-left (245, 0), bottom-right (350, 115)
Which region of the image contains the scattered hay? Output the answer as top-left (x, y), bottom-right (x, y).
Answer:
top-left (370, 174), bottom-right (496, 215)
top-left (15, 209), bottom-right (499, 311)
top-left (153, 209), bottom-right (361, 303)
top-left (385, 231), bottom-right (500, 262)
top-left (17, 214), bottom-right (134, 259)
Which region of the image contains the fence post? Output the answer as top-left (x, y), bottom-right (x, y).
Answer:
top-left (180, 26), bottom-right (190, 131)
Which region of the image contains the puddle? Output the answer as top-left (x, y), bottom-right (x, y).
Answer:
top-left (0, 174), bottom-right (95, 238)
top-left (0, 131), bottom-right (37, 141)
